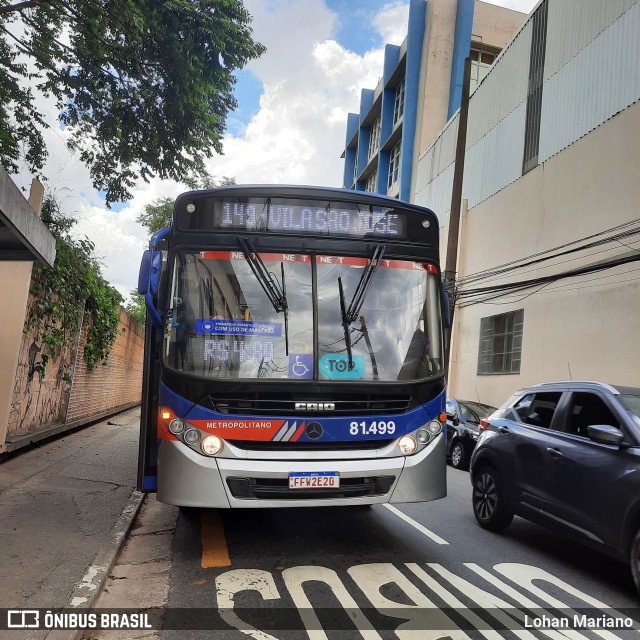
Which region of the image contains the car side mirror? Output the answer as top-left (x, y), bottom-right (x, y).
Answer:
top-left (587, 424), bottom-right (624, 446)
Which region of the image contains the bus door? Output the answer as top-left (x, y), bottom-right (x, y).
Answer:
top-left (136, 243), bottom-right (166, 492)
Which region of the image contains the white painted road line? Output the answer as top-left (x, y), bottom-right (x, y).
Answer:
top-left (382, 504), bottom-right (449, 545)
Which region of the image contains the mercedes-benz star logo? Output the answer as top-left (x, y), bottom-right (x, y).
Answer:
top-left (305, 421), bottom-right (323, 440)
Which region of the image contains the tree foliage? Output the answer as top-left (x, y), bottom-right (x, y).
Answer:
top-left (136, 175), bottom-right (235, 234)
top-left (0, 1), bottom-right (264, 205)
top-left (30, 195), bottom-right (124, 377)
top-left (125, 290), bottom-right (146, 326)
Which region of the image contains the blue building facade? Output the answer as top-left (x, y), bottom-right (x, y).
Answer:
top-left (341, 0), bottom-right (483, 201)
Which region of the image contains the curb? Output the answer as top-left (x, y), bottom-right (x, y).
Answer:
top-left (44, 490), bottom-right (147, 640)
top-left (2, 404), bottom-right (141, 454)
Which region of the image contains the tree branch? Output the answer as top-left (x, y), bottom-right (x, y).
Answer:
top-left (0, 0), bottom-right (46, 15)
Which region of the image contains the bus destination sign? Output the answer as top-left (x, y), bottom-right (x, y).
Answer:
top-left (181, 199), bottom-right (409, 240)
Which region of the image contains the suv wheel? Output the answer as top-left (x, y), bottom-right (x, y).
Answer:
top-left (450, 441), bottom-right (469, 470)
top-left (630, 529), bottom-right (640, 596)
top-left (472, 466), bottom-right (514, 531)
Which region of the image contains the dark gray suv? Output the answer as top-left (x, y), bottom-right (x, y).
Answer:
top-left (469, 381), bottom-right (640, 594)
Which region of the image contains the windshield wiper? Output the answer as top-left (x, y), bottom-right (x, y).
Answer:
top-left (238, 237), bottom-right (289, 355)
top-left (338, 277), bottom-right (354, 370)
top-left (338, 245), bottom-right (386, 371)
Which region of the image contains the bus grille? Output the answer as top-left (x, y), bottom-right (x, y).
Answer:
top-left (226, 439), bottom-right (394, 452)
top-left (204, 396), bottom-right (413, 416)
top-left (226, 475), bottom-right (395, 500)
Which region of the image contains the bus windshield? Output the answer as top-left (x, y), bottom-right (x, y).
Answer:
top-left (164, 250), bottom-right (443, 381)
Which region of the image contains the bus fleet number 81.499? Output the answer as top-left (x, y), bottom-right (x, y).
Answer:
top-left (349, 421), bottom-right (396, 436)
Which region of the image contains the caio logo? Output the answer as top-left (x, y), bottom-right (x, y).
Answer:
top-left (295, 402), bottom-right (335, 411)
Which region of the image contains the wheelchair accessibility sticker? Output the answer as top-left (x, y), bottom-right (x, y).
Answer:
top-left (288, 354), bottom-right (313, 379)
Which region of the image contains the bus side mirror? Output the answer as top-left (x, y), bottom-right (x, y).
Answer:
top-left (442, 291), bottom-right (451, 328)
top-left (138, 250), bottom-right (163, 327)
top-left (138, 250), bottom-right (162, 295)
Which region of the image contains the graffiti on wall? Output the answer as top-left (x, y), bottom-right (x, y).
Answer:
top-left (6, 300), bottom-right (144, 443)
top-left (7, 293), bottom-right (77, 438)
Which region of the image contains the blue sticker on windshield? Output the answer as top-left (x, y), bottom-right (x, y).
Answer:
top-left (319, 354), bottom-right (365, 379)
top-left (196, 319), bottom-right (282, 337)
top-left (289, 354), bottom-right (313, 379)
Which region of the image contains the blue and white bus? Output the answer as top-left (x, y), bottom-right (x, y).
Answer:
top-left (137, 185), bottom-right (448, 508)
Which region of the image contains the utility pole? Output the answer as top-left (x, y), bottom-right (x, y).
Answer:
top-left (443, 56), bottom-right (471, 376)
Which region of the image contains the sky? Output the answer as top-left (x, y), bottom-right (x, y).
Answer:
top-left (11, 0), bottom-right (538, 301)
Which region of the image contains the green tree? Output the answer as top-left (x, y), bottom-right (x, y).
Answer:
top-left (31, 195), bottom-right (124, 376)
top-left (136, 175), bottom-right (235, 234)
top-left (0, 1), bottom-right (264, 205)
top-left (125, 290), bottom-right (146, 326)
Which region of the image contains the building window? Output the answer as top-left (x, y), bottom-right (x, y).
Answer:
top-left (469, 48), bottom-right (497, 94)
top-left (393, 78), bottom-right (405, 127)
top-left (353, 154), bottom-right (358, 182)
top-left (365, 170), bottom-right (378, 193)
top-left (522, 0), bottom-right (548, 175)
top-left (387, 143), bottom-right (401, 190)
top-left (477, 309), bottom-right (524, 375)
top-left (368, 117), bottom-right (381, 160)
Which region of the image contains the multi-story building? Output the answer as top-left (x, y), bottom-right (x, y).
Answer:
top-left (341, 0), bottom-right (525, 200)
top-left (415, 0), bottom-right (640, 405)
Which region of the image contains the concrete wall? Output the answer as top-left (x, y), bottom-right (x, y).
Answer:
top-left (0, 171), bottom-right (141, 452)
top-left (412, 0), bottom-right (526, 199)
top-left (0, 177), bottom-right (51, 448)
top-left (4, 306), bottom-right (144, 451)
top-left (447, 100), bottom-right (640, 407)
top-left (414, 0), bottom-right (458, 157)
top-left (472, 1), bottom-right (527, 49)
top-left (0, 262), bottom-right (34, 445)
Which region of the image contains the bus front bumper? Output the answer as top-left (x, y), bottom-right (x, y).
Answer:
top-left (157, 434), bottom-right (447, 508)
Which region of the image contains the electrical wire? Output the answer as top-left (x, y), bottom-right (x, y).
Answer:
top-left (456, 218), bottom-right (640, 288)
top-left (457, 253), bottom-right (640, 308)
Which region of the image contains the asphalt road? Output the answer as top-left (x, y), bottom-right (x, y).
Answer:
top-left (146, 466), bottom-right (640, 639)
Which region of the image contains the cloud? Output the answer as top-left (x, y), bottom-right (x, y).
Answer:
top-left (373, 1), bottom-right (411, 44)
top-left (201, 0), bottom-right (404, 188)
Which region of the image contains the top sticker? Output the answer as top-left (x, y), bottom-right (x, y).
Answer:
top-left (319, 354), bottom-right (366, 379)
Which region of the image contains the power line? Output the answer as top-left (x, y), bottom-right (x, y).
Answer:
top-left (457, 253), bottom-right (640, 308)
top-left (456, 218), bottom-right (640, 288)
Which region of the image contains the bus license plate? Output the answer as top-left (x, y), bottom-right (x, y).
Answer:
top-left (289, 472), bottom-right (339, 489)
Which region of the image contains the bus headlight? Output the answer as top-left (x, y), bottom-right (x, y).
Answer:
top-left (428, 420), bottom-right (443, 435)
top-left (399, 435), bottom-right (417, 455)
top-left (201, 435), bottom-right (223, 456)
top-left (169, 418), bottom-right (185, 435)
top-left (416, 428), bottom-right (431, 444)
top-left (184, 429), bottom-right (200, 445)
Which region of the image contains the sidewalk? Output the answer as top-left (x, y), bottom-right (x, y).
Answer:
top-left (0, 407), bottom-right (146, 640)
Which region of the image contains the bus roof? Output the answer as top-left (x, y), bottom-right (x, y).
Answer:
top-left (174, 184), bottom-right (437, 218)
